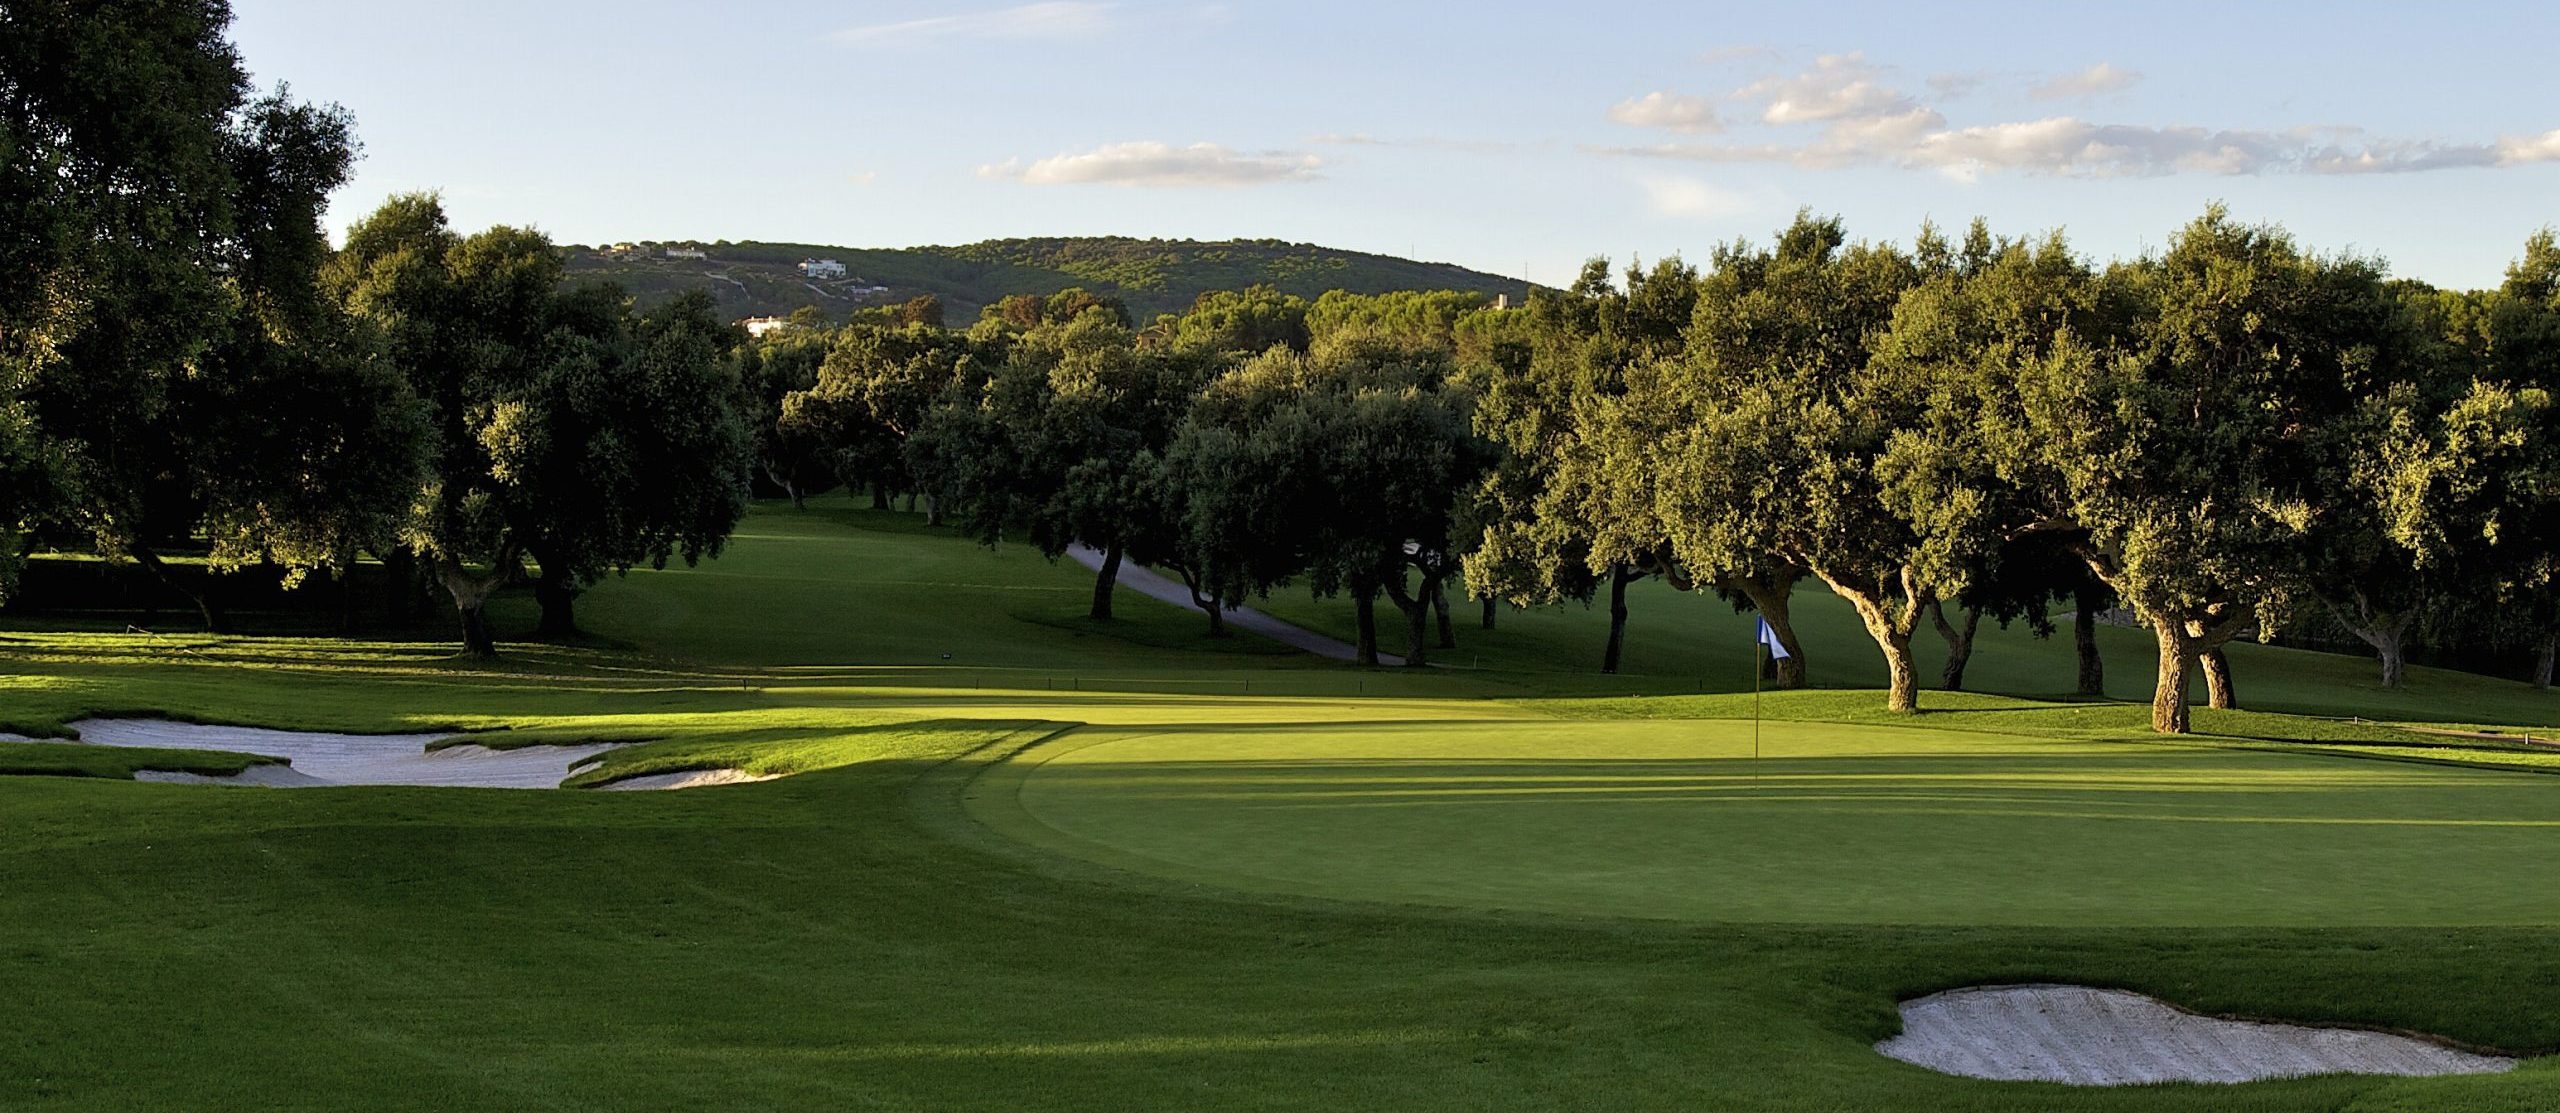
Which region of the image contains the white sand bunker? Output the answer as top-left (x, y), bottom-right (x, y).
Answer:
top-left (593, 768), bottom-right (779, 791)
top-left (1879, 984), bottom-right (2517, 1085)
top-left (66, 719), bottom-right (619, 790)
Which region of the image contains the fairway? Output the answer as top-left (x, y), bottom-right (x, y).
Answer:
top-left (11, 506), bottom-right (2560, 1110)
top-left (974, 719), bottom-right (2560, 926)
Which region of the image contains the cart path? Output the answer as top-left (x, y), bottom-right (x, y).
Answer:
top-left (1066, 544), bottom-right (1404, 666)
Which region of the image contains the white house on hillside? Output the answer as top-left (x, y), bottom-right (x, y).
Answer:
top-left (801, 258), bottom-right (848, 279)
top-left (739, 316), bottom-right (793, 338)
top-left (666, 246), bottom-right (707, 260)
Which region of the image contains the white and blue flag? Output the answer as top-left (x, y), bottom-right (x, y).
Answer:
top-left (1756, 618), bottom-right (1791, 660)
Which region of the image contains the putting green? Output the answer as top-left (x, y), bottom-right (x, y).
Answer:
top-left (968, 718), bottom-right (2560, 927)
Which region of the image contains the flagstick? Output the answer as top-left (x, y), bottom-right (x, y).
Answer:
top-left (1752, 637), bottom-right (1763, 778)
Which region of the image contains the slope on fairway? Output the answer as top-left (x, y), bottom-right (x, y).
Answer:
top-left (1248, 569), bottom-right (2560, 726)
top-left (972, 717), bottom-right (2560, 927)
top-left (572, 503), bottom-right (2560, 726)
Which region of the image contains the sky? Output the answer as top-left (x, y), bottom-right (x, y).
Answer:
top-left (228, 0), bottom-right (2560, 290)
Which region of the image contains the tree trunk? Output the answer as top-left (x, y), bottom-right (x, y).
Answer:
top-left (2375, 629), bottom-right (2407, 690)
top-left (2537, 635), bottom-right (2557, 691)
top-left (1431, 579), bottom-right (1455, 650)
top-left (1818, 570), bottom-right (1924, 714)
top-left (870, 480), bottom-right (890, 510)
top-left (2327, 596), bottom-right (2412, 690)
top-left (527, 544), bottom-right (581, 638)
top-left (1839, 596), bottom-right (1920, 713)
top-left (1176, 566), bottom-right (1227, 637)
top-left (2150, 617), bottom-right (2194, 734)
top-left (437, 552), bottom-right (513, 659)
top-left (534, 574), bottom-right (579, 638)
top-left (1382, 573), bottom-right (1432, 667)
top-left (2073, 591), bottom-right (2105, 696)
top-left (923, 495), bottom-right (941, 527)
top-left (130, 544), bottom-right (226, 634)
top-left (458, 602), bottom-right (496, 658)
top-left (760, 460), bottom-right (807, 510)
top-left (1601, 563), bottom-right (1634, 675)
top-left (2201, 648), bottom-right (2236, 709)
top-left (1088, 543), bottom-right (1124, 621)
top-left (1929, 600), bottom-right (1981, 691)
top-left (1481, 596), bottom-right (1497, 630)
top-left (903, 492), bottom-right (917, 513)
top-left (1883, 632), bottom-right (1918, 712)
top-left (1351, 584), bottom-right (1381, 667)
top-left (1733, 576), bottom-right (1807, 689)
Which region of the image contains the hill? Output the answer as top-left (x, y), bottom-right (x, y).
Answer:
top-left (559, 236), bottom-right (1531, 323)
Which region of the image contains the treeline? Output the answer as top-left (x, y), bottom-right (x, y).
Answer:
top-left (748, 211), bottom-right (2560, 734)
top-left (2, 5), bottom-right (752, 656)
top-left (14, 5), bottom-right (2560, 735)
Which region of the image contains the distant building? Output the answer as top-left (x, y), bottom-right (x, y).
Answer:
top-left (801, 258), bottom-right (848, 280)
top-left (665, 246), bottom-right (707, 260)
top-left (739, 316), bottom-right (794, 338)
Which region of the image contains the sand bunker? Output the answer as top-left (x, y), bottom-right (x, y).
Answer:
top-left (61, 719), bottom-right (619, 789)
top-left (1879, 984), bottom-right (2517, 1085)
top-left (7, 721), bottom-right (794, 791)
top-left (135, 765), bottom-right (330, 788)
top-left (593, 768), bottom-right (779, 791)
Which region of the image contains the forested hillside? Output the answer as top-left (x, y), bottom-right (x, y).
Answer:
top-left (560, 236), bottom-right (1528, 322)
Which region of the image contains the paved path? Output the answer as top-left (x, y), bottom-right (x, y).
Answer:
top-left (1066, 544), bottom-right (1403, 666)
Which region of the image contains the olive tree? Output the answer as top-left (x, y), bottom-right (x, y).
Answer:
top-left (1469, 258), bottom-right (1698, 675)
top-left (330, 196), bottom-right (752, 654)
top-left (2005, 208), bottom-right (2398, 731)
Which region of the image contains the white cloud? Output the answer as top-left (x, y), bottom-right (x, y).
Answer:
top-left (848, 171), bottom-right (879, 186)
top-left (1639, 176), bottom-right (1761, 219)
top-left (1596, 117), bottom-right (2520, 179)
top-left (1608, 92), bottom-right (1722, 133)
top-left (1737, 53), bottom-right (1913, 124)
top-left (979, 141), bottom-right (1322, 187)
top-left (834, 2), bottom-right (1112, 46)
top-left (2030, 62), bottom-right (2142, 100)
top-left (1590, 52), bottom-right (2560, 180)
top-left (2500, 129), bottom-right (2560, 163)
top-left (1820, 108), bottom-right (1948, 154)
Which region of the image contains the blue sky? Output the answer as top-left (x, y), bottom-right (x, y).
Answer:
top-left (229, 0), bottom-right (2560, 289)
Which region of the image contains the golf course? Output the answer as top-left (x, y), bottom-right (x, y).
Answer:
top-left (5, 504), bottom-right (2559, 1111)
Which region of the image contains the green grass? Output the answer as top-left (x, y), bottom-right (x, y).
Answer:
top-left (972, 717), bottom-right (2560, 926)
top-left (560, 719), bottom-right (1068, 788)
top-left (5, 501), bottom-right (2560, 1109)
top-left (0, 740), bottom-right (279, 779)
